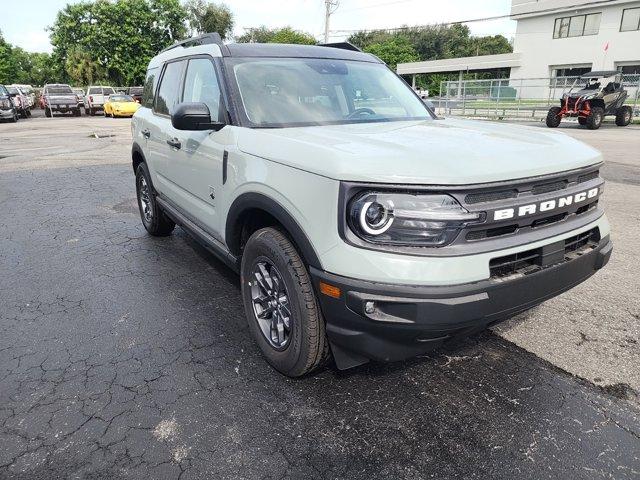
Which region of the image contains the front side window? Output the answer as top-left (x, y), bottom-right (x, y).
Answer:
top-left (182, 58), bottom-right (222, 122)
top-left (229, 58), bottom-right (431, 127)
top-left (621, 7), bottom-right (640, 31)
top-left (155, 60), bottom-right (186, 115)
top-left (554, 13), bottom-right (601, 38)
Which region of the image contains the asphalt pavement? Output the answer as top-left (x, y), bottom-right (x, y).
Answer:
top-left (0, 112), bottom-right (639, 479)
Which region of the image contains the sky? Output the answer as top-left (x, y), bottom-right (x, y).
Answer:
top-left (0, 0), bottom-right (517, 53)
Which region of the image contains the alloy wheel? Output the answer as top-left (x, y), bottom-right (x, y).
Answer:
top-left (138, 176), bottom-right (153, 222)
top-left (249, 261), bottom-right (292, 350)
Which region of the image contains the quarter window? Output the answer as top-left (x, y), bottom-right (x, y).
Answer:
top-left (154, 60), bottom-right (186, 115)
top-left (553, 13), bottom-right (601, 38)
top-left (142, 68), bottom-right (159, 108)
top-left (182, 58), bottom-right (222, 122)
top-left (620, 7), bottom-right (640, 31)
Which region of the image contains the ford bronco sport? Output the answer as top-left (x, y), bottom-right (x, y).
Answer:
top-left (131, 34), bottom-right (612, 377)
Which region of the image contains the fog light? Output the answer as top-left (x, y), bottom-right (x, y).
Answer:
top-left (364, 301), bottom-right (375, 314)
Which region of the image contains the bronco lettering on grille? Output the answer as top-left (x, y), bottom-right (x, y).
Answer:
top-left (493, 187), bottom-right (599, 221)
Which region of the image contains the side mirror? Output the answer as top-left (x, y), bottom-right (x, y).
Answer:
top-left (171, 102), bottom-right (225, 131)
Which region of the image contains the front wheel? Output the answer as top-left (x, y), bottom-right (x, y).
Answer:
top-left (135, 163), bottom-right (175, 236)
top-left (546, 107), bottom-right (562, 127)
top-left (241, 228), bottom-right (329, 377)
top-left (586, 107), bottom-right (604, 130)
top-left (615, 106), bottom-right (632, 127)
top-left (45, 107), bottom-right (52, 118)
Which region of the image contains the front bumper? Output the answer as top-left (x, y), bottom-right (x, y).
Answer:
top-left (0, 109), bottom-right (16, 119)
top-left (311, 236), bottom-right (612, 369)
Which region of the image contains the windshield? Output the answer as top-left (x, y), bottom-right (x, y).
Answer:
top-left (129, 87), bottom-right (143, 95)
top-left (7, 87), bottom-right (19, 95)
top-left (46, 85), bottom-right (73, 95)
top-left (229, 58), bottom-right (432, 127)
top-left (89, 87), bottom-right (115, 95)
top-left (110, 95), bottom-right (134, 102)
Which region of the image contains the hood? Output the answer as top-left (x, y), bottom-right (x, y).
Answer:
top-left (236, 118), bottom-right (602, 185)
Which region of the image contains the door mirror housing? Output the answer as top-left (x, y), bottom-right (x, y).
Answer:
top-left (171, 102), bottom-right (225, 131)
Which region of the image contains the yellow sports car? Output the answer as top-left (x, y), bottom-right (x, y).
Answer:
top-left (104, 94), bottom-right (140, 118)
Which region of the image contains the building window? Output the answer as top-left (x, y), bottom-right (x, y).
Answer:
top-left (618, 64), bottom-right (640, 75)
top-left (552, 66), bottom-right (592, 77)
top-left (620, 7), bottom-right (640, 31)
top-left (553, 13), bottom-right (601, 38)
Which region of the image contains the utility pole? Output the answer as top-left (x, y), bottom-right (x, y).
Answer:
top-left (324, 0), bottom-right (339, 43)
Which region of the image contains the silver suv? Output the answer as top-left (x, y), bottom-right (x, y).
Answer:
top-left (131, 33), bottom-right (612, 377)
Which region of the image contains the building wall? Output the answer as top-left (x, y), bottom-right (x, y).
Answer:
top-left (509, 0), bottom-right (640, 80)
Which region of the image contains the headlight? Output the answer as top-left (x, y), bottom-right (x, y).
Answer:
top-left (349, 192), bottom-right (481, 247)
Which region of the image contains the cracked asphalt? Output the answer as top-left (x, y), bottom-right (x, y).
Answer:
top-left (1, 113), bottom-right (639, 479)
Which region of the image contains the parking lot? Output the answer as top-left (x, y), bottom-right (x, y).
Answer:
top-left (1, 113), bottom-right (639, 479)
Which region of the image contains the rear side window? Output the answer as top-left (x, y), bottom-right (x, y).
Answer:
top-left (182, 58), bottom-right (222, 121)
top-left (142, 68), bottom-right (159, 108)
top-left (0, 85), bottom-right (8, 95)
top-left (154, 60), bottom-right (186, 115)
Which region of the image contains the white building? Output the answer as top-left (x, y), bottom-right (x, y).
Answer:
top-left (397, 0), bottom-right (640, 83)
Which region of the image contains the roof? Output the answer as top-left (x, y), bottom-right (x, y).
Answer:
top-left (581, 70), bottom-right (620, 78)
top-left (225, 43), bottom-right (380, 62)
top-left (396, 53), bottom-right (521, 75)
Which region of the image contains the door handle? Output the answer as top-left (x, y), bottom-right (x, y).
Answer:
top-left (166, 138), bottom-right (181, 150)
top-left (141, 129), bottom-right (150, 139)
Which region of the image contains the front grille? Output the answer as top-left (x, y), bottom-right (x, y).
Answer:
top-left (465, 190), bottom-right (517, 204)
top-left (531, 180), bottom-right (567, 195)
top-left (489, 228), bottom-right (600, 279)
top-left (578, 170), bottom-right (599, 183)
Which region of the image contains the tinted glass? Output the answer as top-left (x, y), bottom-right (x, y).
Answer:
top-left (583, 13), bottom-right (601, 35)
top-left (621, 8), bottom-right (640, 31)
top-left (155, 61), bottom-right (185, 115)
top-left (0, 86), bottom-right (7, 96)
top-left (142, 68), bottom-right (159, 108)
top-left (183, 58), bottom-right (222, 121)
top-left (110, 95), bottom-right (134, 102)
top-left (568, 15), bottom-right (585, 37)
top-left (46, 85), bottom-right (73, 94)
top-left (231, 58), bottom-right (430, 127)
top-left (7, 87), bottom-right (19, 95)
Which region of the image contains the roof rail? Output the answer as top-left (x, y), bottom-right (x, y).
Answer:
top-left (160, 33), bottom-right (224, 54)
top-left (317, 42), bottom-right (362, 52)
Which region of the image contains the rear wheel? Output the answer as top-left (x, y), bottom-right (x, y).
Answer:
top-left (586, 107), bottom-right (604, 130)
top-left (241, 228), bottom-right (329, 377)
top-left (615, 106), bottom-right (632, 127)
top-left (546, 107), bottom-right (562, 127)
top-left (135, 163), bottom-right (175, 236)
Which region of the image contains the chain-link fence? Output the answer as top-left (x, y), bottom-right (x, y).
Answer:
top-left (434, 75), bottom-right (640, 121)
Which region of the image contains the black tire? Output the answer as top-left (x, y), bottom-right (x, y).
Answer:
top-left (135, 163), bottom-right (175, 236)
top-left (586, 107), bottom-right (604, 130)
top-left (26, 109), bottom-right (32, 117)
top-left (578, 116), bottom-right (587, 126)
top-left (546, 107), bottom-right (561, 127)
top-left (615, 106), bottom-right (632, 127)
top-left (89, 108), bottom-right (95, 116)
top-left (241, 228), bottom-right (329, 377)
top-left (74, 108), bottom-right (81, 117)
top-left (45, 107), bottom-right (52, 118)
top-left (10, 112), bottom-right (18, 123)
top-left (20, 110), bottom-right (28, 119)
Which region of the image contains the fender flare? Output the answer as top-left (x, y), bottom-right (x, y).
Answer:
top-left (131, 142), bottom-right (145, 173)
top-left (226, 192), bottom-right (323, 269)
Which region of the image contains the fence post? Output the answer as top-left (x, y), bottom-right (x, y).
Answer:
top-left (634, 78), bottom-right (639, 118)
top-left (462, 79), bottom-right (466, 115)
top-left (516, 78), bottom-right (523, 118)
top-left (495, 79), bottom-right (501, 117)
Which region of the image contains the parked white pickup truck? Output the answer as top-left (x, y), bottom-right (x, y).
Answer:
top-left (84, 86), bottom-right (116, 116)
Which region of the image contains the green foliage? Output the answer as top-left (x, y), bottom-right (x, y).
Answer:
top-left (363, 36), bottom-right (419, 70)
top-left (0, 31), bottom-right (18, 84)
top-left (237, 26), bottom-right (317, 45)
top-left (50, 0), bottom-right (188, 86)
top-left (348, 24), bottom-right (512, 96)
top-left (185, 0), bottom-right (234, 39)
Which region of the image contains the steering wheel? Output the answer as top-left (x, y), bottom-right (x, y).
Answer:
top-left (347, 108), bottom-right (376, 119)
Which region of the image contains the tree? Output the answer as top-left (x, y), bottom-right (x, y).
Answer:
top-left (0, 31), bottom-right (18, 84)
top-left (236, 26), bottom-right (316, 45)
top-left (49, 0), bottom-right (188, 86)
top-left (185, 0), bottom-right (233, 39)
top-left (363, 36), bottom-right (419, 70)
top-left (65, 48), bottom-right (107, 86)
